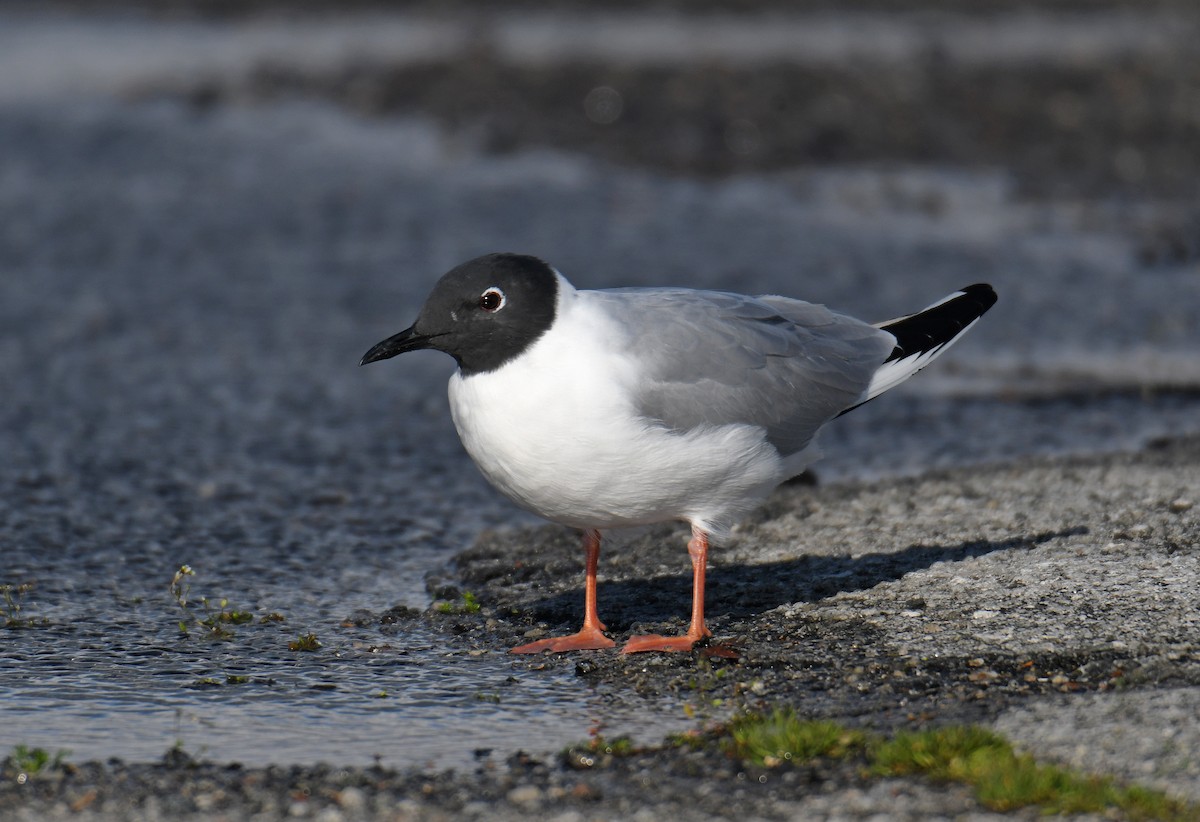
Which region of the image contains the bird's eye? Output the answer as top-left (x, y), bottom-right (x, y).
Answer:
top-left (479, 287), bottom-right (506, 312)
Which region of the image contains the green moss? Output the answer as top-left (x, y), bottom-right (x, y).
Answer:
top-left (712, 712), bottom-right (1195, 820)
top-left (726, 710), bottom-right (866, 767)
top-left (872, 724), bottom-right (1008, 779)
top-left (665, 730), bottom-right (707, 750)
top-left (872, 726), bottom-right (1196, 820)
top-left (589, 735), bottom-right (635, 756)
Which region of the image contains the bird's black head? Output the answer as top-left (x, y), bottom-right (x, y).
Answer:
top-left (360, 253), bottom-right (560, 376)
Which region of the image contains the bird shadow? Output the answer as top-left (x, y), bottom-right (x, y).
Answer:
top-left (524, 527), bottom-right (1088, 630)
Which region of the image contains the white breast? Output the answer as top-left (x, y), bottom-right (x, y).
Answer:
top-left (446, 279), bottom-right (791, 538)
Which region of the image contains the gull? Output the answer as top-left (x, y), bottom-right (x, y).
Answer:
top-left (361, 253), bottom-right (997, 653)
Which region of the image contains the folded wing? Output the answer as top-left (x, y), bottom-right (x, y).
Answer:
top-left (590, 288), bottom-right (895, 457)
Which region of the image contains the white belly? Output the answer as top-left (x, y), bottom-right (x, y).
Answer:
top-left (445, 303), bottom-right (789, 537)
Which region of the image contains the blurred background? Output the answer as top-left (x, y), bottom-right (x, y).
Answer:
top-left (1, 0), bottom-right (1198, 767)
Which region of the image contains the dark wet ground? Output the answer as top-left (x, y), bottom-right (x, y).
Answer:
top-left (196, 49), bottom-right (1200, 205)
top-left (2, 1), bottom-right (1200, 818)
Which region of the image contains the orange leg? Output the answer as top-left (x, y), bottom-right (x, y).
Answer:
top-left (510, 529), bottom-right (615, 654)
top-left (622, 526), bottom-right (713, 653)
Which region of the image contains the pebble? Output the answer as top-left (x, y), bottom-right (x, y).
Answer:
top-left (506, 785), bottom-right (544, 806)
top-left (336, 787), bottom-right (365, 811)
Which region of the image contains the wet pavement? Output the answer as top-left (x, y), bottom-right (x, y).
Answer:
top-left (1, 3), bottom-right (1199, 818)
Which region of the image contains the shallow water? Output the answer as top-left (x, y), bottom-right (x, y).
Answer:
top-left (0, 620), bottom-right (691, 769)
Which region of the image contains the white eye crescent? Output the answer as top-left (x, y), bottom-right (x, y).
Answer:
top-left (479, 287), bottom-right (506, 312)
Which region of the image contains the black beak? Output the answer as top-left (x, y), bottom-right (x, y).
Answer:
top-left (359, 326), bottom-right (436, 366)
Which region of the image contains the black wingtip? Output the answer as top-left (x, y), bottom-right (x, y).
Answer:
top-left (959, 283), bottom-right (998, 311)
top-left (880, 283), bottom-right (998, 363)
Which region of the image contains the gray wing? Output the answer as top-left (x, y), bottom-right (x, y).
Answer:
top-left (592, 288), bottom-right (895, 456)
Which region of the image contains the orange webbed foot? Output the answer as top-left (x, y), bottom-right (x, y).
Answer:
top-left (620, 628), bottom-right (711, 654)
top-left (510, 626), bottom-right (615, 654)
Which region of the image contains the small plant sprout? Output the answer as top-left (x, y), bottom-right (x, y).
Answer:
top-left (562, 735), bottom-right (636, 769)
top-left (288, 633), bottom-right (321, 651)
top-left (433, 590), bottom-right (482, 614)
top-left (6, 745), bottom-right (70, 783)
top-left (1, 582), bottom-right (47, 628)
top-left (169, 565), bottom-right (257, 640)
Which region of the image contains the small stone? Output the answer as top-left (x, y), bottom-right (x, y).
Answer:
top-left (193, 792), bottom-right (220, 811)
top-left (1169, 498), bottom-right (1193, 513)
top-left (507, 785), bottom-right (543, 806)
top-left (1126, 523), bottom-right (1152, 538)
top-left (336, 788), bottom-right (365, 811)
top-left (972, 610), bottom-right (999, 620)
